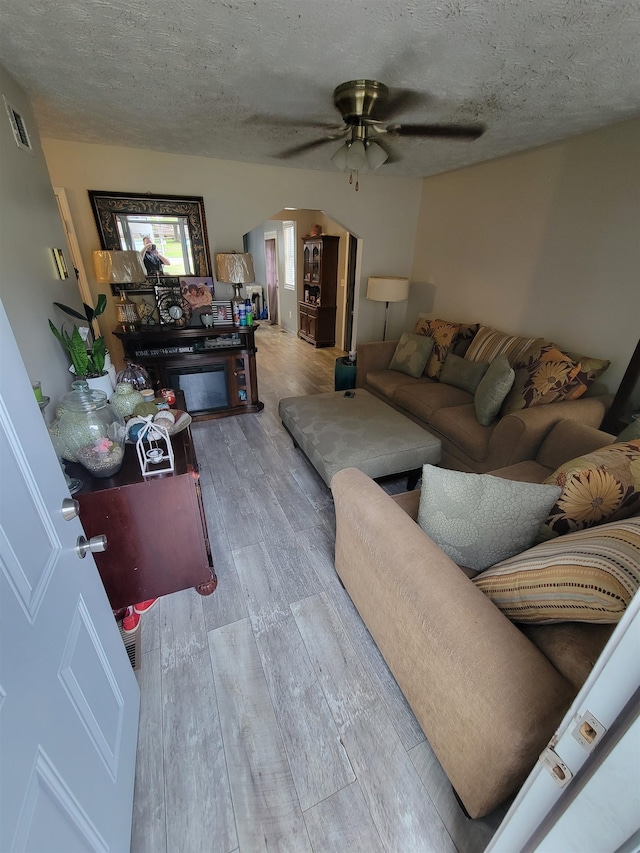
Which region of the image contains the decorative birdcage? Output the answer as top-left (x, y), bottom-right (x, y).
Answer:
top-left (135, 417), bottom-right (174, 477)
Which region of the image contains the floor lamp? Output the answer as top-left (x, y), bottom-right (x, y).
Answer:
top-left (366, 276), bottom-right (410, 340)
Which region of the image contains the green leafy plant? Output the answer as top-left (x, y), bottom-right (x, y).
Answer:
top-left (49, 294), bottom-right (108, 378)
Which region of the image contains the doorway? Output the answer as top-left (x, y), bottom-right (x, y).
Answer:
top-left (264, 232), bottom-right (278, 325)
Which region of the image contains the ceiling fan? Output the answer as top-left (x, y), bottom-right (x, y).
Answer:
top-left (274, 79), bottom-right (485, 189)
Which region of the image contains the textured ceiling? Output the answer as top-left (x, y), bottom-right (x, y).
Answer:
top-left (1, 0), bottom-right (639, 178)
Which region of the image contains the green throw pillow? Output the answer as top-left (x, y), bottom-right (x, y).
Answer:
top-left (440, 353), bottom-right (489, 394)
top-left (474, 354), bottom-right (515, 426)
top-left (417, 465), bottom-right (561, 572)
top-left (388, 333), bottom-right (434, 378)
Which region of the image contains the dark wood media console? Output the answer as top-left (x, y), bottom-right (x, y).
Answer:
top-left (114, 324), bottom-right (263, 420)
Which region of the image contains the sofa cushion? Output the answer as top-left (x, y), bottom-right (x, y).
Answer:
top-left (474, 354), bottom-right (516, 426)
top-left (502, 343), bottom-right (587, 415)
top-left (474, 518), bottom-right (640, 623)
top-left (430, 404), bottom-right (495, 463)
top-left (417, 465), bottom-right (561, 571)
top-left (465, 324), bottom-right (544, 366)
top-left (540, 440), bottom-right (640, 538)
top-left (365, 369), bottom-right (424, 399)
top-left (440, 353), bottom-right (488, 394)
top-left (388, 332), bottom-right (435, 378)
top-left (394, 381), bottom-right (473, 423)
top-left (413, 318), bottom-right (460, 380)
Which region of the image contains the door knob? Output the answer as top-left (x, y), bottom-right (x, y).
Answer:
top-left (75, 534), bottom-right (108, 558)
top-left (61, 498), bottom-right (80, 521)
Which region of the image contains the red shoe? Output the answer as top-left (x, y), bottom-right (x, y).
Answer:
top-left (133, 598), bottom-right (158, 615)
top-left (122, 606), bottom-right (141, 634)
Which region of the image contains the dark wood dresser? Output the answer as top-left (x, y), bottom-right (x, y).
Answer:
top-left (67, 421), bottom-right (216, 610)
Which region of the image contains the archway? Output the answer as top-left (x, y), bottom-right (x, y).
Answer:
top-left (243, 208), bottom-right (358, 351)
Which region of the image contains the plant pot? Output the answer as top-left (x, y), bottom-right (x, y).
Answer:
top-left (85, 373), bottom-right (114, 398)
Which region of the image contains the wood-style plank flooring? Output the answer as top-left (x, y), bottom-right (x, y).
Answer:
top-left (131, 323), bottom-right (507, 852)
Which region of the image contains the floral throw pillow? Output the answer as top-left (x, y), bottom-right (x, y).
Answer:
top-left (414, 318), bottom-right (460, 380)
top-left (540, 440), bottom-right (640, 539)
top-left (501, 343), bottom-right (585, 415)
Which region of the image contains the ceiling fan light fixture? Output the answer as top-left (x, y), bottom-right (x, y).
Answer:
top-left (345, 139), bottom-right (366, 171)
top-left (330, 141), bottom-right (350, 171)
top-left (365, 140), bottom-right (388, 170)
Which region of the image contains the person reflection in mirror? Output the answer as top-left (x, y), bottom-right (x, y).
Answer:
top-left (141, 236), bottom-right (170, 275)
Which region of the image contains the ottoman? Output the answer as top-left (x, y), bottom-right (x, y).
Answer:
top-left (278, 389), bottom-right (441, 487)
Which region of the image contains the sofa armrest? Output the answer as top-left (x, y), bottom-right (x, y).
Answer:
top-left (355, 340), bottom-right (398, 387)
top-left (536, 419), bottom-right (616, 470)
top-left (484, 395), bottom-right (611, 470)
top-left (331, 467), bottom-right (575, 817)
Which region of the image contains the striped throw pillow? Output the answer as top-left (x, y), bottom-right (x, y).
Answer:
top-left (465, 325), bottom-right (545, 367)
top-left (474, 518), bottom-right (640, 624)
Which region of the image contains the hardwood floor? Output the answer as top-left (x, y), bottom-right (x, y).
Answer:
top-left (131, 323), bottom-right (506, 852)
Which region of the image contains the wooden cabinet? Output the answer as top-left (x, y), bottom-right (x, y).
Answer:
top-left (67, 424), bottom-right (216, 610)
top-left (299, 235), bottom-right (339, 347)
top-left (114, 325), bottom-right (263, 419)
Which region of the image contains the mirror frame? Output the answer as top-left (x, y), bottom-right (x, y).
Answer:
top-left (88, 190), bottom-right (212, 278)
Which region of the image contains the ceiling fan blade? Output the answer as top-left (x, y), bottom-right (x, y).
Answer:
top-left (273, 136), bottom-right (342, 159)
top-left (389, 122), bottom-right (485, 139)
top-left (250, 115), bottom-right (344, 131)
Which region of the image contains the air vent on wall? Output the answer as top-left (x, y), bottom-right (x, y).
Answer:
top-left (3, 95), bottom-right (33, 153)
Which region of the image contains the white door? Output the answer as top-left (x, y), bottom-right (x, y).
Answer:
top-left (488, 593), bottom-right (640, 852)
top-left (0, 301), bottom-right (140, 852)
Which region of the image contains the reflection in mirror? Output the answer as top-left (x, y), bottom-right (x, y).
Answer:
top-left (89, 191), bottom-right (211, 280)
top-left (118, 214), bottom-right (193, 275)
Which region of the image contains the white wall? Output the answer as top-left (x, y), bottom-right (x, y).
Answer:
top-left (410, 118), bottom-right (640, 396)
top-left (0, 65), bottom-right (87, 418)
top-left (41, 139), bottom-right (422, 368)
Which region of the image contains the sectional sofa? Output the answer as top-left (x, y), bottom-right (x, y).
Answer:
top-left (330, 420), bottom-right (640, 818)
top-left (355, 320), bottom-right (611, 473)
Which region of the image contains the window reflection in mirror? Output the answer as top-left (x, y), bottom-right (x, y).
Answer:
top-left (115, 213), bottom-right (194, 276)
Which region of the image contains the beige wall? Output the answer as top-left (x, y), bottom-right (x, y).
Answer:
top-left (0, 65), bottom-right (87, 416)
top-left (41, 139), bottom-right (422, 367)
top-left (410, 118), bottom-right (640, 396)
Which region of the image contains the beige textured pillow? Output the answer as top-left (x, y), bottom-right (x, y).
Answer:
top-left (474, 519), bottom-right (640, 623)
top-left (388, 333), bottom-right (434, 378)
top-left (540, 440), bottom-right (640, 538)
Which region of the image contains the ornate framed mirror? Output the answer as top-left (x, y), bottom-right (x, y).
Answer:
top-left (89, 190), bottom-right (212, 278)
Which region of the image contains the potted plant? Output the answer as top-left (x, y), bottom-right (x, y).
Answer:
top-left (49, 294), bottom-right (113, 395)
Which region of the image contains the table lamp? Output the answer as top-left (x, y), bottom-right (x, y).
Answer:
top-left (93, 250), bottom-right (147, 330)
top-left (366, 276), bottom-right (410, 340)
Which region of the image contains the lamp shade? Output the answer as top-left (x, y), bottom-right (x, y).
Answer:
top-left (365, 141), bottom-right (389, 171)
top-left (331, 142), bottom-right (350, 171)
top-left (215, 253), bottom-right (255, 284)
top-left (345, 139), bottom-right (367, 171)
top-left (93, 250), bottom-right (146, 285)
top-left (366, 276), bottom-right (410, 303)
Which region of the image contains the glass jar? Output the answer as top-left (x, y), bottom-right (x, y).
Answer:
top-left (55, 380), bottom-right (126, 477)
top-left (115, 361), bottom-right (151, 392)
top-left (109, 382), bottom-right (145, 419)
